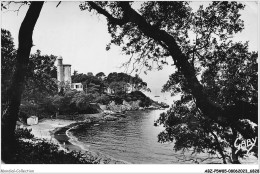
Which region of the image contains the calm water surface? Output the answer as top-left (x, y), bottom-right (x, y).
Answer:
top-left (70, 110), bottom-right (217, 164)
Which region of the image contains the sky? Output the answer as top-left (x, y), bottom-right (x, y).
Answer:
top-left (1, 1), bottom-right (258, 104)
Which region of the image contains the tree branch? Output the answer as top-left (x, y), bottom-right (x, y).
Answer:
top-left (88, 2), bottom-right (127, 26)
top-left (89, 1), bottom-right (257, 133)
top-left (56, 1), bottom-right (61, 8)
top-left (209, 130), bottom-right (227, 164)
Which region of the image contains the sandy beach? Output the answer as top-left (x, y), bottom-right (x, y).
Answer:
top-left (27, 119), bottom-right (76, 144)
top-left (27, 118), bottom-right (128, 164)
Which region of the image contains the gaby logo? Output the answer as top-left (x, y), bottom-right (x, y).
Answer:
top-left (234, 137), bottom-right (257, 155)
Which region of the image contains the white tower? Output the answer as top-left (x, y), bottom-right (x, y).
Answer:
top-left (57, 56), bottom-right (64, 83)
top-left (63, 64), bottom-right (71, 84)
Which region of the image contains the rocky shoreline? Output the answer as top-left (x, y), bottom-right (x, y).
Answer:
top-left (105, 100), bottom-right (168, 113)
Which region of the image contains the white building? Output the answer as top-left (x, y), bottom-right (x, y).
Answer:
top-left (57, 57), bottom-right (84, 91)
top-left (71, 83), bottom-right (84, 91)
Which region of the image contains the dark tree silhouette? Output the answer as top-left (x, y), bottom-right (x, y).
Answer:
top-left (1, 29), bottom-right (17, 111)
top-left (82, 1), bottom-right (257, 138)
top-left (1, 2), bottom-right (44, 163)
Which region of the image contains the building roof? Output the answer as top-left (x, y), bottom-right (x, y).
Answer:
top-left (28, 116), bottom-right (38, 119)
top-left (72, 82), bottom-right (83, 85)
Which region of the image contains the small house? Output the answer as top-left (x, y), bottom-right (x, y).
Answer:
top-left (71, 83), bottom-right (84, 91)
top-left (27, 116), bottom-right (38, 125)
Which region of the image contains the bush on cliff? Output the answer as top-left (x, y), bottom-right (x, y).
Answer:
top-left (52, 91), bottom-right (100, 115)
top-left (94, 94), bottom-right (110, 105)
top-left (125, 91), bottom-right (152, 107)
top-left (6, 128), bottom-right (95, 164)
top-left (106, 91), bottom-right (153, 107)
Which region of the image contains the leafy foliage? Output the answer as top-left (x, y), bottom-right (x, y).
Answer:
top-left (72, 71), bottom-right (150, 95)
top-left (6, 128), bottom-right (95, 164)
top-left (52, 90), bottom-right (99, 115)
top-left (201, 42), bottom-right (257, 106)
top-left (94, 94), bottom-right (111, 105)
top-left (22, 50), bottom-right (58, 102)
top-left (14, 128), bottom-right (34, 140)
top-left (1, 29), bottom-right (16, 75)
top-left (1, 29), bottom-right (58, 119)
top-left (109, 81), bottom-right (128, 95)
top-left (72, 71), bottom-right (108, 94)
top-left (1, 29), bottom-right (16, 110)
top-left (95, 72), bottom-right (106, 79)
top-left (126, 91), bottom-right (152, 107)
top-left (159, 42), bottom-right (258, 163)
top-left (20, 50), bottom-right (58, 118)
top-left (106, 72), bottom-right (149, 92)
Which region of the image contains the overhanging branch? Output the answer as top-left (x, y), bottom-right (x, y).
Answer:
top-left (88, 2), bottom-right (127, 26)
top-left (88, 1), bottom-right (258, 130)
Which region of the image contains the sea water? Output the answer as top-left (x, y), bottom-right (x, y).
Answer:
top-left (69, 110), bottom-right (221, 164)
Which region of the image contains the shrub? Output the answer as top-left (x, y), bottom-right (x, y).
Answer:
top-left (19, 102), bottom-right (39, 117)
top-left (11, 139), bottom-right (95, 164)
top-left (125, 91), bottom-right (152, 107)
top-left (51, 91), bottom-right (100, 115)
top-left (5, 128), bottom-right (96, 164)
top-left (94, 94), bottom-right (110, 105)
top-left (18, 111), bottom-right (29, 123)
top-left (14, 128), bottom-right (34, 139)
top-left (113, 96), bottom-right (123, 105)
top-left (19, 96), bottom-right (57, 120)
top-left (140, 97), bottom-right (152, 107)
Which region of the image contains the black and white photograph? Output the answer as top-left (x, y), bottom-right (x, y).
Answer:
top-left (1, 1), bottom-right (259, 173)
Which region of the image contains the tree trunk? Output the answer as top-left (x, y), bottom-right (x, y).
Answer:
top-left (231, 128), bottom-right (241, 164)
top-left (231, 148), bottom-right (241, 164)
top-left (1, 2), bottom-right (44, 163)
top-left (210, 131), bottom-right (227, 164)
